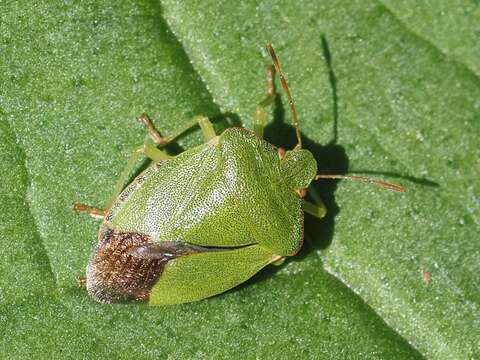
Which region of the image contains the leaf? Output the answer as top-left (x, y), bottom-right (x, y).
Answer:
top-left (1, 1), bottom-right (478, 359)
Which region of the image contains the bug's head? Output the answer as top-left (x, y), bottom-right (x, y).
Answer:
top-left (280, 148), bottom-right (317, 195)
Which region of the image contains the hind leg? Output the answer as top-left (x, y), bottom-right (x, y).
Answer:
top-left (73, 203), bottom-right (107, 219)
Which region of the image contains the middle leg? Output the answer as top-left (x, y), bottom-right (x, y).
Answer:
top-left (106, 137), bottom-right (171, 209)
top-left (139, 113), bottom-right (216, 145)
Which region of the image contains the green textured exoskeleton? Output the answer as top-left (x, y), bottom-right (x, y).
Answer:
top-left (74, 44), bottom-right (403, 305)
top-left (98, 128), bottom-right (317, 305)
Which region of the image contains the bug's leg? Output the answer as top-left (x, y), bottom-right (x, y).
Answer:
top-left (138, 113), bottom-right (216, 145)
top-left (302, 187), bottom-right (327, 219)
top-left (195, 116), bottom-right (216, 141)
top-left (137, 113), bottom-right (169, 146)
top-left (73, 203), bottom-right (106, 219)
top-left (303, 200), bottom-right (327, 219)
top-left (106, 114), bottom-right (216, 209)
top-left (254, 65), bottom-right (276, 139)
top-left (106, 138), bottom-right (171, 208)
top-left (271, 256), bottom-right (286, 266)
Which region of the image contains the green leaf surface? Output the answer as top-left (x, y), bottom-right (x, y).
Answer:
top-left (1, 1), bottom-right (479, 359)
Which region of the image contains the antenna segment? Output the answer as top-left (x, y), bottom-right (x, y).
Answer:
top-left (267, 43), bottom-right (303, 149)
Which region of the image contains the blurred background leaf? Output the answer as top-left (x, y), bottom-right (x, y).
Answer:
top-left (1, 1), bottom-right (478, 359)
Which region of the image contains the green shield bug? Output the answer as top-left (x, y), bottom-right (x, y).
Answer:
top-left (74, 44), bottom-right (404, 305)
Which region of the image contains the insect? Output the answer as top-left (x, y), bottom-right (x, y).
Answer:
top-left (74, 44), bottom-right (404, 305)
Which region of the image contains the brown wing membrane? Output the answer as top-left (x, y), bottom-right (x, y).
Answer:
top-left (86, 226), bottom-right (244, 303)
top-left (86, 227), bottom-right (167, 303)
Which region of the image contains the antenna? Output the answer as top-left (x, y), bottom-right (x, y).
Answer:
top-left (266, 43), bottom-right (303, 149)
top-left (266, 44), bottom-right (404, 194)
top-left (315, 174), bottom-right (406, 192)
